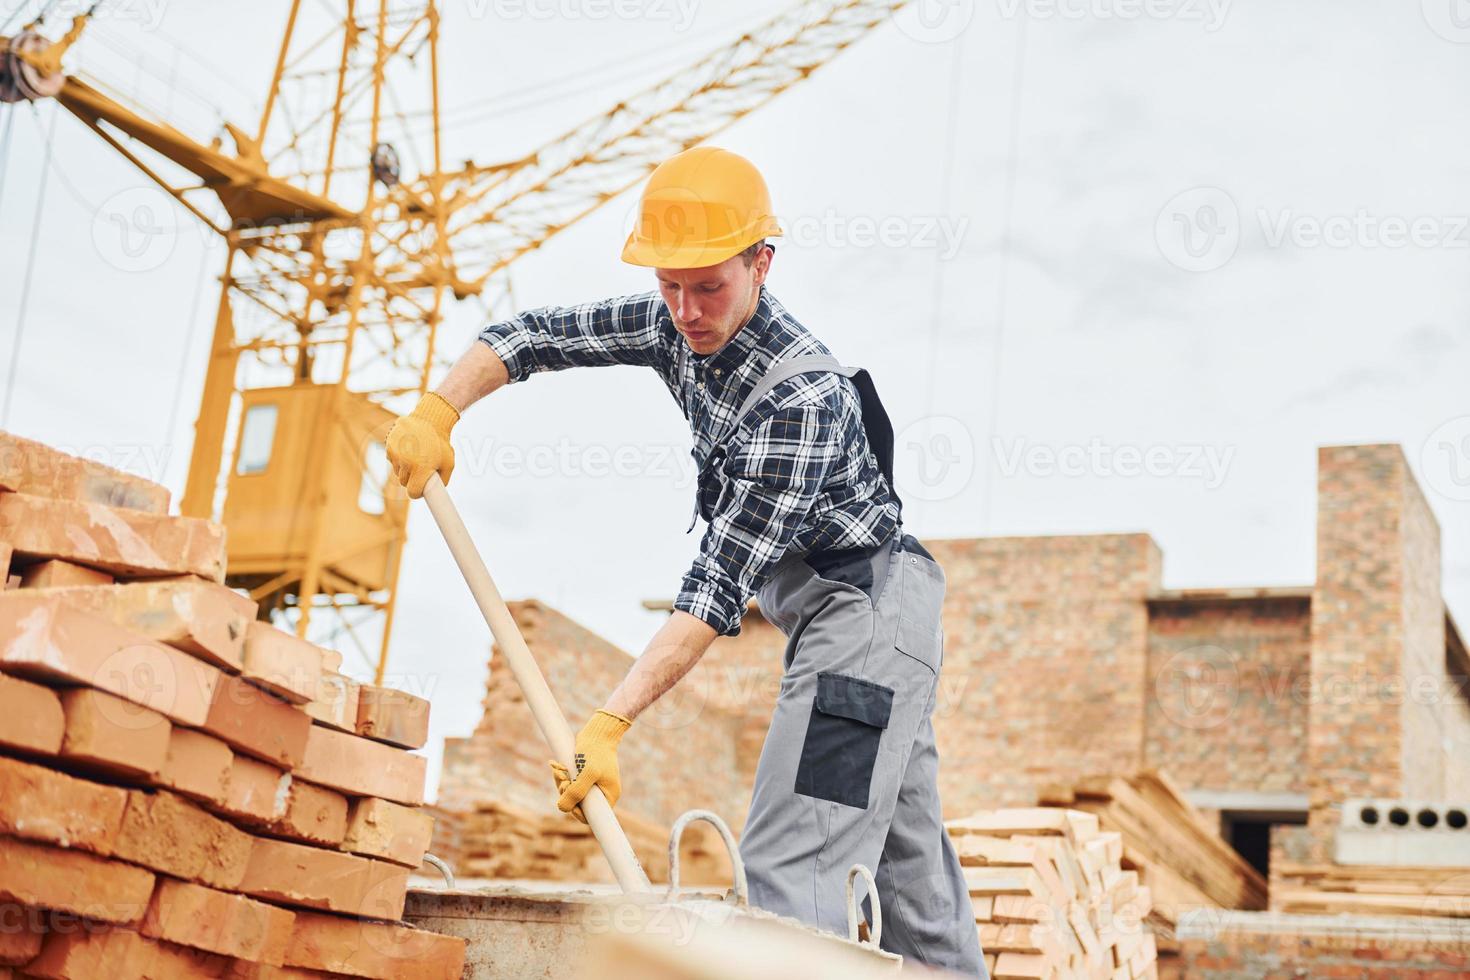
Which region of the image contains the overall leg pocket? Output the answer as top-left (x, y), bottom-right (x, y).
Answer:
top-left (794, 672), bottom-right (894, 809)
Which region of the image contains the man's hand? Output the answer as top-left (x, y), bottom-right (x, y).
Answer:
top-left (386, 392), bottom-right (459, 498)
top-left (548, 708), bottom-right (632, 823)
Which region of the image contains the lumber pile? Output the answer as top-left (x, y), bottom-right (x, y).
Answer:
top-left (946, 807), bottom-right (1158, 980)
top-left (1039, 770), bottom-right (1268, 930)
top-left (0, 432), bottom-right (465, 979)
top-left (1272, 863), bottom-right (1470, 918)
top-left (429, 798), bottom-right (733, 886)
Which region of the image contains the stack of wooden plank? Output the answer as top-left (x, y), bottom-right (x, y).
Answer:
top-left (1272, 863), bottom-right (1470, 918)
top-left (430, 797), bottom-right (732, 886)
top-left (0, 432), bottom-right (465, 979)
top-left (1039, 770), bottom-right (1268, 937)
top-left (946, 807), bottom-right (1158, 980)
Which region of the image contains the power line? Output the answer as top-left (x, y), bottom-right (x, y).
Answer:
top-left (919, 29), bottom-right (966, 530)
top-left (980, 12), bottom-right (1031, 531)
top-left (2, 103), bottom-right (58, 428)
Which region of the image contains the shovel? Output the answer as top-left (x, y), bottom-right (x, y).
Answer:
top-left (420, 473), bottom-right (653, 894)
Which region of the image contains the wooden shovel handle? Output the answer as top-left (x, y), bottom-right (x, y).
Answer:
top-left (421, 474), bottom-right (652, 894)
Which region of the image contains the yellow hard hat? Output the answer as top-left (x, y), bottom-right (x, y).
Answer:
top-left (621, 146), bottom-right (783, 269)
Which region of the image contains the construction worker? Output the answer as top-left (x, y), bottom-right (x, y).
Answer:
top-left (386, 146), bottom-right (985, 976)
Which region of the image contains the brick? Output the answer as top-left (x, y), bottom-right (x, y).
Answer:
top-left (242, 622), bottom-right (324, 704)
top-left (114, 789), bottom-right (252, 890)
top-left (341, 798), bottom-right (434, 869)
top-left (0, 835), bottom-right (154, 923)
top-left (158, 727), bottom-right (233, 804)
top-left (142, 877), bottom-right (294, 964)
top-left (0, 492), bottom-right (222, 580)
top-left (284, 910), bottom-right (466, 979)
top-left (0, 595), bottom-right (222, 725)
top-left (25, 578), bottom-right (255, 671)
top-left (263, 777), bottom-right (348, 846)
top-left (304, 672), bottom-right (359, 732)
top-left (0, 754), bottom-right (127, 854)
top-left (3, 575), bottom-right (16, 589)
top-left (297, 726), bottom-right (426, 806)
top-left (218, 755), bottom-right (290, 824)
top-left (19, 558), bottom-right (113, 588)
top-left (239, 838), bottom-right (409, 919)
top-left (355, 685), bottom-right (429, 750)
top-left (0, 670), bottom-right (64, 755)
top-left (59, 687), bottom-right (172, 779)
top-left (25, 926), bottom-right (231, 979)
top-left (0, 432), bottom-right (171, 512)
top-left (0, 909), bottom-right (42, 965)
top-left (0, 541), bottom-right (10, 578)
top-left (205, 674), bottom-right (311, 767)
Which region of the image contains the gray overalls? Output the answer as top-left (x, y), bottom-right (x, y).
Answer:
top-left (700, 355), bottom-right (986, 977)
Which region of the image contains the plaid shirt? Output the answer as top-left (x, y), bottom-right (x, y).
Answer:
top-left (478, 286), bottom-right (899, 636)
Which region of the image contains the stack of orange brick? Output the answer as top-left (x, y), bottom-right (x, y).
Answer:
top-left (0, 432), bottom-right (465, 979)
top-left (947, 808), bottom-right (1158, 980)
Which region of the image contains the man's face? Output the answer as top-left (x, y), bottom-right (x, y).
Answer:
top-left (655, 246), bottom-right (771, 356)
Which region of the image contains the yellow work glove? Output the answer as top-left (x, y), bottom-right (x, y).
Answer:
top-left (385, 392), bottom-right (459, 499)
top-left (548, 709), bottom-right (632, 824)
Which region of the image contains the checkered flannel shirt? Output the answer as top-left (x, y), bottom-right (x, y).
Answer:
top-left (478, 286), bottom-right (899, 636)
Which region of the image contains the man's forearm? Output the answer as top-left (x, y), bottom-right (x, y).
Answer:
top-left (604, 611), bottom-right (717, 720)
top-left (436, 340), bottom-right (510, 413)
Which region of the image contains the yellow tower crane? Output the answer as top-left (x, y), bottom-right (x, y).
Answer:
top-left (0, 0), bottom-right (910, 682)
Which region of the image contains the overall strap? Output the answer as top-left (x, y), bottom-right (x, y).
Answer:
top-left (725, 354), bottom-right (845, 437)
top-left (716, 354), bottom-right (898, 505)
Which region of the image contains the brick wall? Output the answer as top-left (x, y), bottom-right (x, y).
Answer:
top-left (1144, 596), bottom-right (1311, 795)
top-left (1177, 910), bottom-right (1470, 977)
top-left (437, 601), bottom-right (745, 831)
top-left (1307, 445), bottom-right (1456, 860)
top-left (924, 533), bottom-right (1161, 814)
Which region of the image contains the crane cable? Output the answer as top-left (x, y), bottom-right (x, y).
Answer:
top-left (0, 105), bottom-right (14, 213)
top-left (2, 103), bottom-right (58, 428)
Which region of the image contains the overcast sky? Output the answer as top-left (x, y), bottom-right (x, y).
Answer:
top-left (1, 0), bottom-right (1467, 798)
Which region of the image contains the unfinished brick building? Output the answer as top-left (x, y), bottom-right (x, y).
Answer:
top-left (442, 442), bottom-right (1467, 867)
